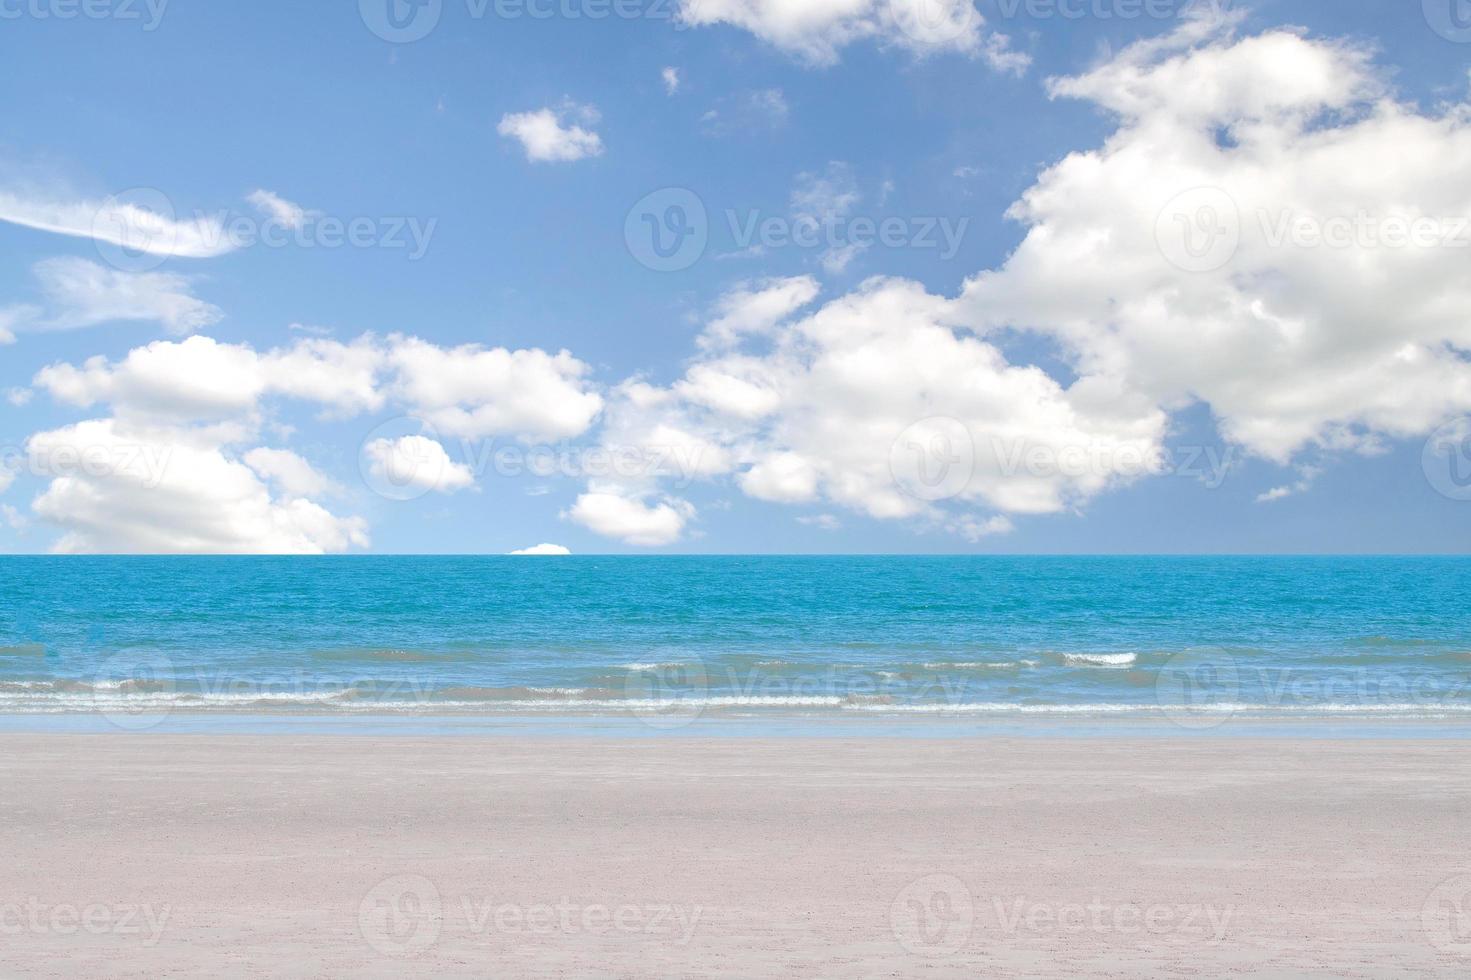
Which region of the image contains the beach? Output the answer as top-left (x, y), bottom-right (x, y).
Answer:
top-left (3, 733), bottom-right (1469, 977)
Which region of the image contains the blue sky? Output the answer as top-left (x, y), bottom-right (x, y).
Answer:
top-left (2, 0), bottom-right (1471, 553)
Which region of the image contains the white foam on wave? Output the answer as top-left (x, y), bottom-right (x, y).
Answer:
top-left (841, 701), bottom-right (1471, 715)
top-left (1062, 653), bottom-right (1138, 668)
top-left (922, 660), bottom-right (1040, 670)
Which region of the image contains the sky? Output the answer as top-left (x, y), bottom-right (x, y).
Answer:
top-left (2, 0), bottom-right (1471, 554)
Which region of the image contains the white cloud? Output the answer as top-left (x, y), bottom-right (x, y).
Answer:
top-left (386, 337), bottom-right (603, 441)
top-left (263, 336), bottom-right (386, 417)
top-left (0, 467), bottom-right (13, 496)
top-left (575, 276), bottom-right (1164, 546)
top-left (700, 89), bottom-right (790, 136)
top-left (953, 514), bottom-right (1014, 541)
top-left (246, 189), bottom-right (310, 229)
top-left (661, 67), bottom-right (681, 95)
top-left (362, 435), bottom-right (475, 495)
top-left (27, 257), bottom-right (222, 334)
top-left (1, 504), bottom-right (27, 531)
top-left (35, 333), bottom-right (597, 437)
top-left (1255, 465), bottom-right (1320, 503)
top-left (797, 513), bottom-right (841, 530)
top-left (0, 306), bottom-right (32, 345)
top-left (699, 276), bottom-right (820, 350)
top-left (25, 331), bottom-right (603, 551)
top-left (565, 490), bottom-right (693, 546)
top-left (675, 0), bottom-right (1027, 70)
top-left (740, 450), bottom-right (820, 502)
top-left (497, 103), bottom-right (604, 163)
top-left (790, 162), bottom-right (867, 273)
top-left (820, 242), bottom-right (866, 274)
top-left (790, 161), bottom-right (860, 223)
top-left (958, 16), bottom-right (1471, 466)
top-left (26, 418), bottom-right (368, 554)
top-left (509, 542), bottom-right (572, 555)
top-left (244, 447), bottom-right (336, 497)
top-left (36, 335), bottom-right (270, 422)
top-left (0, 187), bottom-right (235, 258)
top-left (5, 388), bottom-right (31, 407)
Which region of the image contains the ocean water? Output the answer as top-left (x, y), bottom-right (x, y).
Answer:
top-left (1, 556), bottom-right (1470, 728)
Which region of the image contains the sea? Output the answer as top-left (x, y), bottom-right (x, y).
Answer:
top-left (2, 555), bottom-right (1469, 734)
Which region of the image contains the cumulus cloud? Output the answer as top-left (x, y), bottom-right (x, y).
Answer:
top-left (573, 275), bottom-right (1162, 545)
top-left (244, 447), bottom-right (336, 497)
top-left (661, 67), bottom-right (681, 95)
top-left (35, 333), bottom-right (598, 436)
top-left (958, 16), bottom-right (1471, 465)
top-left (37, 335), bottom-right (275, 422)
top-left (386, 337), bottom-right (603, 441)
top-left (509, 542), bottom-right (572, 555)
top-left (497, 103), bottom-right (604, 163)
top-left (24, 331), bottom-right (603, 552)
top-left (675, 0), bottom-right (1027, 69)
top-left (26, 419), bottom-right (369, 554)
top-left (565, 490), bottom-right (693, 546)
top-left (699, 276), bottom-right (821, 350)
top-left (0, 187), bottom-right (235, 258)
top-left (362, 435), bottom-right (475, 495)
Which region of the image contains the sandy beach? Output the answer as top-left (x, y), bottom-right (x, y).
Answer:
top-left (2, 734), bottom-right (1469, 977)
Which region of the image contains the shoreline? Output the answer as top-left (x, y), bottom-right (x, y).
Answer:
top-left (4, 734), bottom-right (1471, 976)
top-left (2, 710), bottom-right (1470, 739)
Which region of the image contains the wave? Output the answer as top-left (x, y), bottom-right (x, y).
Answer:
top-left (920, 660), bottom-right (1040, 670)
top-left (1061, 653), bottom-right (1138, 668)
top-left (2, 674), bottom-right (1469, 721)
top-left (307, 647), bottom-right (468, 664)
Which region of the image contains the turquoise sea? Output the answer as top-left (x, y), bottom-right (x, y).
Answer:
top-left (2, 556), bottom-right (1470, 730)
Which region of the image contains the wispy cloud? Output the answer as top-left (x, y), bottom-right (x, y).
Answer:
top-left (0, 187), bottom-right (235, 259)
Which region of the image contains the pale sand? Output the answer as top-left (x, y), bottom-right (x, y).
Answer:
top-left (3, 735), bottom-right (1470, 978)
